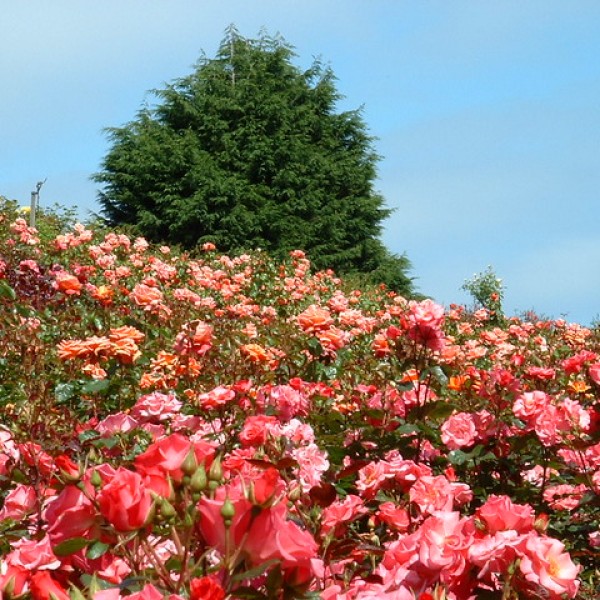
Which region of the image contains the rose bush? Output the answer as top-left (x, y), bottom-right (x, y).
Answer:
top-left (0, 202), bottom-right (597, 599)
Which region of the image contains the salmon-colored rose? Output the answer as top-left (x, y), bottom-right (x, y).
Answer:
top-left (297, 305), bottom-right (333, 333)
top-left (54, 271), bottom-right (82, 295)
top-left (129, 283), bottom-right (163, 308)
top-left (240, 343), bottom-right (269, 363)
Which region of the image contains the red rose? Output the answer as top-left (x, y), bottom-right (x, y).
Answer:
top-left (190, 576), bottom-right (225, 600)
top-left (135, 433), bottom-right (215, 496)
top-left (97, 467), bottom-right (152, 531)
top-left (30, 571), bottom-right (70, 600)
top-left (251, 467), bottom-right (282, 507)
top-left (0, 564), bottom-right (29, 597)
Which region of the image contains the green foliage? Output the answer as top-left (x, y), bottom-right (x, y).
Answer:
top-left (94, 28), bottom-right (413, 296)
top-left (462, 265), bottom-right (505, 321)
top-left (0, 195), bottom-right (78, 243)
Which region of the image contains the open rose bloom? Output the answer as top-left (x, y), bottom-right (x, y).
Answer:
top-left (0, 214), bottom-right (594, 598)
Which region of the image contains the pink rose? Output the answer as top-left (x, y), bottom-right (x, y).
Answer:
top-left (198, 485), bottom-right (254, 554)
top-left (123, 584), bottom-right (163, 600)
top-left (198, 486), bottom-right (317, 585)
top-left (0, 484), bottom-right (37, 520)
top-left (321, 495), bottom-right (368, 535)
top-left (513, 391), bottom-right (550, 421)
top-left (518, 533), bottom-right (580, 598)
top-left (46, 484), bottom-right (100, 544)
top-left (376, 502), bottom-right (410, 532)
top-left (441, 412), bottom-right (477, 450)
top-left (589, 363), bottom-right (600, 384)
top-left (291, 443), bottom-right (329, 492)
top-left (406, 299), bottom-right (446, 351)
top-left (388, 457), bottom-right (432, 491)
top-left (356, 461), bottom-right (394, 499)
top-left (477, 495), bottom-right (534, 534)
top-left (130, 392), bottom-right (182, 422)
top-left (407, 299), bottom-right (445, 328)
top-left (93, 590), bottom-right (122, 600)
top-left (96, 413), bottom-right (139, 435)
top-left (418, 510), bottom-right (471, 578)
top-left (534, 404), bottom-right (570, 447)
top-left (468, 529), bottom-right (522, 581)
top-left (268, 385), bottom-right (309, 421)
top-left (242, 501), bottom-right (318, 585)
top-left (97, 467), bottom-right (152, 531)
top-left (7, 535), bottom-right (60, 570)
top-left (409, 475), bottom-right (454, 515)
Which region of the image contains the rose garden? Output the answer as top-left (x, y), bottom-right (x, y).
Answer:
top-left (0, 205), bottom-right (598, 599)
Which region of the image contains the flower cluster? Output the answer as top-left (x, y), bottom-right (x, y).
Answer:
top-left (0, 208), bottom-right (597, 599)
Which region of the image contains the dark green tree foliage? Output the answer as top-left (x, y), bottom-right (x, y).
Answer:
top-left (95, 29), bottom-right (413, 294)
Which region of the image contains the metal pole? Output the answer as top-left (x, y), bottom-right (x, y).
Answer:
top-left (29, 179), bottom-right (46, 229)
top-left (29, 191), bottom-right (37, 228)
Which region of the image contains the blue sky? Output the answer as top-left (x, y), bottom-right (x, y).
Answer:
top-left (2, 1), bottom-right (600, 324)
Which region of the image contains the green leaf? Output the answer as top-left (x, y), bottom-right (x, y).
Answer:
top-left (0, 281), bottom-right (16, 301)
top-left (430, 365), bottom-right (448, 386)
top-left (421, 400), bottom-right (457, 421)
top-left (86, 541), bottom-right (110, 560)
top-left (448, 450), bottom-right (469, 466)
top-left (395, 423), bottom-right (420, 435)
top-left (69, 586), bottom-right (87, 600)
top-left (230, 559), bottom-right (280, 583)
top-left (80, 575), bottom-right (114, 592)
top-left (53, 537), bottom-right (89, 556)
top-left (55, 382), bottom-right (77, 404)
top-left (307, 337), bottom-right (323, 357)
top-left (81, 379), bottom-right (110, 395)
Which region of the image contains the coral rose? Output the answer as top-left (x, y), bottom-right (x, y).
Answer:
top-left (46, 484), bottom-right (100, 544)
top-left (97, 467), bottom-right (152, 531)
top-left (477, 495), bottom-right (534, 534)
top-left (135, 433), bottom-right (215, 496)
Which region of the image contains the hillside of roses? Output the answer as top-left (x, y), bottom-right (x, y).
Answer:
top-left (0, 204), bottom-right (598, 600)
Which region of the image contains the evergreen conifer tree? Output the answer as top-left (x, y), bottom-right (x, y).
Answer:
top-left (95, 28), bottom-right (413, 294)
